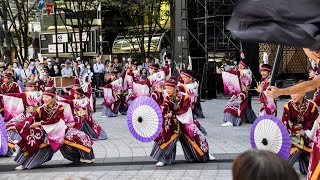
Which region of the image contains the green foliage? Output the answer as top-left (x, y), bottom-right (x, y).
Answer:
top-left (102, 0), bottom-right (171, 58)
top-left (0, 0), bottom-right (38, 62)
top-left (57, 0), bottom-right (101, 58)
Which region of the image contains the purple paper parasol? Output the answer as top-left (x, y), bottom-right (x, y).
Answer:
top-left (250, 115), bottom-right (291, 160)
top-left (0, 114), bottom-right (8, 155)
top-left (127, 96), bottom-right (162, 142)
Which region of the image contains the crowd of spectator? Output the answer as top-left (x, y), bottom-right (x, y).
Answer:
top-left (0, 56), bottom-right (161, 94)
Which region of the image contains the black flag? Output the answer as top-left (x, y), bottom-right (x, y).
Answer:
top-left (226, 0), bottom-right (320, 50)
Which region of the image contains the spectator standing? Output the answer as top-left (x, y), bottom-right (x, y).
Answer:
top-left (21, 62), bottom-right (32, 84)
top-left (105, 61), bottom-right (113, 72)
top-left (140, 68), bottom-right (148, 80)
top-left (5, 63), bottom-right (17, 82)
top-left (113, 57), bottom-right (123, 73)
top-left (61, 61), bottom-right (74, 77)
top-left (84, 61), bottom-right (90, 67)
top-left (142, 57), bottom-right (152, 76)
top-left (37, 60), bottom-right (47, 82)
top-left (73, 61), bottom-right (80, 78)
top-left (76, 57), bottom-right (84, 71)
top-left (0, 63), bottom-right (5, 83)
top-left (52, 64), bottom-right (61, 77)
top-left (93, 57), bottom-right (105, 96)
top-left (80, 64), bottom-right (94, 84)
top-left (104, 60), bottom-right (109, 69)
top-left (47, 58), bottom-right (55, 77)
top-left (29, 59), bottom-right (37, 74)
top-left (104, 61), bottom-right (113, 85)
top-left (54, 57), bottom-right (60, 66)
top-left (12, 60), bottom-right (21, 79)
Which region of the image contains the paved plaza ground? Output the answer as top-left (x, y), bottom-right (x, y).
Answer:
top-left (0, 98), bottom-right (306, 180)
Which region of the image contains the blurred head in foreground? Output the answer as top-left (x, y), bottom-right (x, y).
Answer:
top-left (232, 150), bottom-right (299, 180)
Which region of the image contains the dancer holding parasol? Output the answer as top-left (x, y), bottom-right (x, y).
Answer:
top-left (150, 79), bottom-right (215, 167)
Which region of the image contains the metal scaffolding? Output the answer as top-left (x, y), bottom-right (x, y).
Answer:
top-left (181, 0), bottom-right (239, 99)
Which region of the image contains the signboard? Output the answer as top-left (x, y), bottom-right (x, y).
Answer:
top-left (73, 32), bottom-right (89, 42)
top-left (40, 35), bottom-right (47, 41)
top-left (68, 43), bottom-right (84, 53)
top-left (39, 29), bottom-right (98, 56)
top-left (53, 34), bottom-right (69, 43)
top-left (48, 44), bottom-right (64, 53)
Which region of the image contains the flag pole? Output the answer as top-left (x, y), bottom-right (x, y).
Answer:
top-left (270, 45), bottom-right (283, 86)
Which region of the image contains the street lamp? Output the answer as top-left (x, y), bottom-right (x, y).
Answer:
top-left (54, 0), bottom-right (58, 58)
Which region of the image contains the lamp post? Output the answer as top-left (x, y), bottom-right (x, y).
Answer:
top-left (54, 0), bottom-right (58, 58)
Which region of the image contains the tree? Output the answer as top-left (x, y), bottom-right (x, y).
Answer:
top-left (0, 0), bottom-right (37, 63)
top-left (57, 0), bottom-right (101, 59)
top-left (0, 0), bottom-right (12, 62)
top-left (103, 0), bottom-right (171, 61)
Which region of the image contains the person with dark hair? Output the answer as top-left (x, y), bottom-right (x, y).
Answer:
top-left (4, 81), bottom-right (41, 156)
top-left (47, 59), bottom-right (55, 77)
top-left (233, 150), bottom-right (299, 180)
top-left (142, 57), bottom-right (152, 76)
top-left (29, 59), bottom-right (37, 74)
top-left (0, 62), bottom-right (5, 79)
top-left (0, 73), bottom-right (21, 94)
top-left (131, 62), bottom-right (140, 81)
top-left (39, 69), bottom-right (54, 91)
top-left (140, 68), bottom-right (148, 80)
top-left (12, 60), bottom-right (21, 80)
top-left (72, 60), bottom-right (80, 78)
top-left (178, 70), bottom-right (201, 115)
top-left (21, 62), bottom-right (32, 85)
top-left (103, 60), bottom-right (113, 85)
top-left (101, 71), bottom-right (122, 117)
top-left (221, 57), bottom-right (256, 127)
top-left (60, 87), bottom-right (107, 140)
top-left (256, 64), bottom-right (277, 116)
top-left (93, 57), bottom-right (104, 97)
top-left (150, 79), bottom-right (215, 167)
top-left (177, 70), bottom-right (207, 135)
top-left (119, 67), bottom-right (136, 115)
top-left (281, 80), bottom-right (319, 175)
top-left (61, 60), bottom-right (74, 78)
top-left (113, 57), bottom-right (123, 73)
top-left (14, 87), bottom-right (95, 170)
top-left (5, 63), bottom-right (17, 82)
top-left (37, 60), bottom-right (49, 83)
top-left (148, 63), bottom-right (159, 76)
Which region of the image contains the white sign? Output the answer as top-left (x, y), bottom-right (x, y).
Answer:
top-left (53, 34), bottom-right (68, 43)
top-left (68, 43), bottom-right (85, 52)
top-left (73, 32), bottom-right (89, 42)
top-left (48, 44), bottom-right (64, 53)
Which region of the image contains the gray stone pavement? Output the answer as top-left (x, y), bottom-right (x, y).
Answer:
top-left (0, 98), bottom-right (306, 180)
